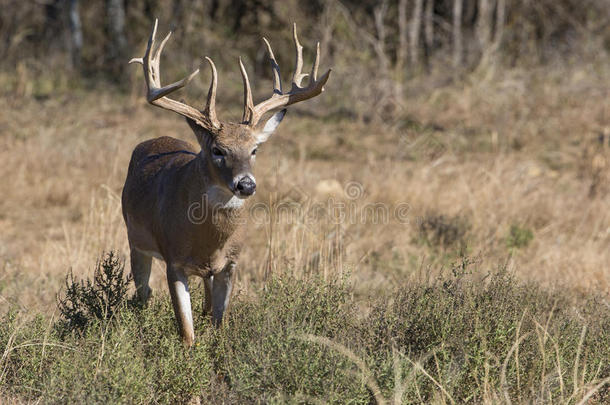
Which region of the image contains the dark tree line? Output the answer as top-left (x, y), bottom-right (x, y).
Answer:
top-left (0, 0), bottom-right (607, 89)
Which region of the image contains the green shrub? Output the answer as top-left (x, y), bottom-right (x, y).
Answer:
top-left (1, 255), bottom-right (608, 403)
top-left (57, 251), bottom-right (131, 335)
top-left (1, 288), bottom-right (213, 403)
top-left (213, 276), bottom-right (370, 403)
top-left (363, 267), bottom-right (609, 403)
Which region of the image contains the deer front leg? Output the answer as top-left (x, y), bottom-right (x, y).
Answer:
top-left (211, 262), bottom-right (235, 326)
top-left (130, 248), bottom-right (153, 303)
top-left (203, 276), bottom-right (213, 316)
top-left (166, 264), bottom-right (195, 346)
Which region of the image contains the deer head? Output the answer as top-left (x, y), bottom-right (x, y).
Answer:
top-left (129, 20), bottom-right (331, 200)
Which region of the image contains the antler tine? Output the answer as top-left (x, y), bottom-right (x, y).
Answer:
top-left (291, 23), bottom-right (308, 88)
top-left (239, 57), bottom-right (255, 124)
top-left (148, 67), bottom-right (200, 102)
top-left (203, 57), bottom-right (220, 128)
top-left (262, 38), bottom-right (282, 95)
top-left (310, 42), bottom-right (320, 82)
top-left (129, 19), bottom-right (221, 131)
top-left (245, 23), bottom-right (332, 127)
top-left (154, 30), bottom-right (172, 75)
top-left (145, 19), bottom-right (161, 88)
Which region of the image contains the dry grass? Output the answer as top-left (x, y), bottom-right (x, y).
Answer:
top-left (0, 58), bottom-right (609, 313)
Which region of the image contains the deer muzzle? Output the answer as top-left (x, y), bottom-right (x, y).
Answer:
top-left (233, 175), bottom-right (256, 197)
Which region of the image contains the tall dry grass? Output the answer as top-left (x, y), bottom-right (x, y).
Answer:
top-left (0, 57), bottom-right (608, 313)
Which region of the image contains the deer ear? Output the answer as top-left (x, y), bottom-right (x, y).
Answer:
top-left (256, 109), bottom-right (286, 144)
top-left (186, 118), bottom-right (214, 147)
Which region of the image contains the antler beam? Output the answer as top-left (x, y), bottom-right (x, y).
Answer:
top-left (240, 23), bottom-right (332, 127)
top-left (129, 19), bottom-right (221, 130)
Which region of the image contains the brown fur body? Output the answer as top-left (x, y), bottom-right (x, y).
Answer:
top-left (122, 136), bottom-right (247, 277)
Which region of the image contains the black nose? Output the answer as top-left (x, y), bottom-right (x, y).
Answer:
top-left (236, 177), bottom-right (256, 196)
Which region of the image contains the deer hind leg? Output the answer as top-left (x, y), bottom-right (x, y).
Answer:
top-left (130, 248), bottom-right (153, 303)
top-left (211, 262), bottom-right (236, 326)
top-left (166, 264), bottom-right (195, 346)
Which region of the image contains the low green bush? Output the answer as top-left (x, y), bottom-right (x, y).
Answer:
top-left (57, 251), bottom-right (131, 335)
top-left (1, 255), bottom-right (608, 403)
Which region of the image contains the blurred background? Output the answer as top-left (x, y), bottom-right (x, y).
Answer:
top-left (0, 0), bottom-right (609, 311)
top-left (2, 0), bottom-right (609, 116)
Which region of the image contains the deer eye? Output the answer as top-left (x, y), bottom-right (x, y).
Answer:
top-left (212, 147), bottom-right (224, 157)
top-left (251, 148), bottom-right (257, 156)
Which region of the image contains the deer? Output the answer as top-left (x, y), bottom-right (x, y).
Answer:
top-left (122, 20), bottom-right (331, 346)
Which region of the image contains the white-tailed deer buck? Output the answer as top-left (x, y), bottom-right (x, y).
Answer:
top-left (122, 20), bottom-right (330, 346)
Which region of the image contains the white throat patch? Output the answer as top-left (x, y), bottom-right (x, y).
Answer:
top-left (206, 185), bottom-right (245, 209)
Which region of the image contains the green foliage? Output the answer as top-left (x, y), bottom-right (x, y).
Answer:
top-left (57, 251), bottom-right (131, 335)
top-left (366, 265), bottom-right (610, 403)
top-left (506, 224), bottom-right (534, 250)
top-left (213, 276), bottom-right (370, 403)
top-left (1, 294), bottom-right (213, 404)
top-left (1, 257), bottom-right (608, 403)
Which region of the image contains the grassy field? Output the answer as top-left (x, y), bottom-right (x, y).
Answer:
top-left (1, 257), bottom-right (609, 403)
top-left (0, 55), bottom-right (609, 402)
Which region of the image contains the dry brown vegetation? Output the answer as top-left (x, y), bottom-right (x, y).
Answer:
top-left (1, 56), bottom-right (608, 312)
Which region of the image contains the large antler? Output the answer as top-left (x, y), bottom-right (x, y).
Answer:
top-left (240, 23), bottom-right (332, 127)
top-left (129, 19), bottom-right (221, 130)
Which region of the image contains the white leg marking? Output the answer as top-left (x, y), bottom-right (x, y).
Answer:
top-left (167, 266), bottom-right (194, 344)
top-left (174, 274), bottom-right (193, 327)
